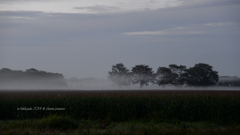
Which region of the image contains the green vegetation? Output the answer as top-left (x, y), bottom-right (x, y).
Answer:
top-left (1, 91), bottom-right (240, 124)
top-left (0, 90), bottom-right (240, 134)
top-left (1, 117), bottom-right (240, 135)
top-left (38, 115), bottom-right (78, 130)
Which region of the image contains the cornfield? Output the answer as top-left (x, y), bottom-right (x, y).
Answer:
top-left (0, 90), bottom-right (240, 124)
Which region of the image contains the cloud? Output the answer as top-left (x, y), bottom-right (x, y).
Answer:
top-left (74, 5), bottom-right (120, 13)
top-left (124, 21), bottom-right (240, 36)
top-left (204, 22), bottom-right (237, 26)
top-left (124, 26), bottom-right (206, 36)
top-left (1, 0), bottom-right (239, 39)
top-left (0, 0), bottom-right (181, 14)
top-left (0, 0), bottom-right (65, 3)
top-left (180, 0), bottom-right (240, 7)
top-left (1, 0), bottom-right (240, 78)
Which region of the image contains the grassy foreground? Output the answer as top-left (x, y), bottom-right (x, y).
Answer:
top-left (0, 90), bottom-right (240, 134)
top-left (1, 115), bottom-right (240, 135)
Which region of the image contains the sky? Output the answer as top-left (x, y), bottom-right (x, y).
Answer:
top-left (0, 0), bottom-right (240, 79)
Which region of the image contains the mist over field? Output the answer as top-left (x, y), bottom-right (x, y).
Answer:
top-left (0, 68), bottom-right (67, 90)
top-left (1, 77), bottom-right (240, 91)
top-left (0, 66), bottom-right (240, 91)
top-left (65, 79), bottom-right (240, 91)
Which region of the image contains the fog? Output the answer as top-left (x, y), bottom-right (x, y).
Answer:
top-left (65, 79), bottom-right (240, 91)
top-left (0, 68), bottom-right (239, 91)
top-left (0, 68), bottom-right (67, 90)
top-left (1, 78), bottom-right (240, 91)
top-left (0, 79), bottom-right (68, 90)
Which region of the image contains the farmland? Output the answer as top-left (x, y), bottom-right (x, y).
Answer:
top-left (0, 89), bottom-right (240, 134)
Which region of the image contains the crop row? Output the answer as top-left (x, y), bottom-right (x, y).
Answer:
top-left (1, 95), bottom-right (240, 124)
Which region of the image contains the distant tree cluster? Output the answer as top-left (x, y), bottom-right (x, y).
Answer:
top-left (108, 63), bottom-right (219, 88)
top-left (217, 76), bottom-right (240, 87)
top-left (0, 68), bottom-right (67, 89)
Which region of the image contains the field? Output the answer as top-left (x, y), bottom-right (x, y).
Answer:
top-left (0, 89), bottom-right (240, 135)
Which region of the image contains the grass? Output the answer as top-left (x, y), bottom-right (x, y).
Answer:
top-left (1, 117), bottom-right (240, 135)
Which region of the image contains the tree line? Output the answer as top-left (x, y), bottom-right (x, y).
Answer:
top-left (108, 63), bottom-right (219, 88)
top-left (0, 68), bottom-right (67, 88)
top-left (218, 76), bottom-right (240, 87)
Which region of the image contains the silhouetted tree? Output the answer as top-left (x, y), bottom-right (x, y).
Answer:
top-left (0, 68), bottom-right (67, 88)
top-left (131, 64), bottom-right (155, 88)
top-left (155, 64), bottom-right (187, 87)
top-left (184, 63), bottom-right (219, 86)
top-left (0, 68), bottom-right (12, 72)
top-left (26, 68), bottom-right (39, 72)
top-left (155, 67), bottom-right (178, 87)
top-left (169, 64), bottom-right (187, 86)
top-left (108, 63), bottom-right (131, 87)
top-left (108, 63), bottom-right (220, 88)
top-left (217, 76), bottom-right (240, 87)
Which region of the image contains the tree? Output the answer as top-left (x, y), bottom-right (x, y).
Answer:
top-left (155, 67), bottom-right (178, 87)
top-left (155, 64), bottom-right (187, 87)
top-left (0, 68), bottom-right (67, 88)
top-left (26, 68), bottom-right (39, 72)
top-left (169, 64), bottom-right (187, 86)
top-left (184, 63), bottom-right (219, 86)
top-left (0, 68), bottom-right (12, 72)
top-left (108, 63), bottom-right (131, 87)
top-left (131, 64), bottom-right (155, 88)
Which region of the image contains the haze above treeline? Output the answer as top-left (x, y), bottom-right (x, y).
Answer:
top-left (0, 63), bottom-right (240, 89)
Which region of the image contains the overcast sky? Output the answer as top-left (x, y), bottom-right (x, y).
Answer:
top-left (0, 0), bottom-right (240, 79)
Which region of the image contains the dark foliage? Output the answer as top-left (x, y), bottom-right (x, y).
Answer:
top-left (184, 63), bottom-right (219, 86)
top-left (108, 63), bottom-right (131, 87)
top-left (169, 64), bottom-right (187, 86)
top-left (156, 67), bottom-right (178, 87)
top-left (217, 76), bottom-right (240, 87)
top-left (38, 115), bottom-right (78, 130)
top-left (155, 63), bottom-right (219, 87)
top-left (131, 64), bottom-right (155, 88)
top-left (110, 63), bottom-right (220, 88)
top-left (1, 91), bottom-right (240, 124)
top-left (0, 68), bottom-right (67, 88)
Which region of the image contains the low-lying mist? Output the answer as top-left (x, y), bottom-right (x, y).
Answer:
top-left (64, 78), bottom-right (240, 91)
top-left (0, 68), bottom-right (67, 90)
top-left (1, 78), bottom-right (240, 91)
top-left (0, 68), bottom-right (239, 91)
